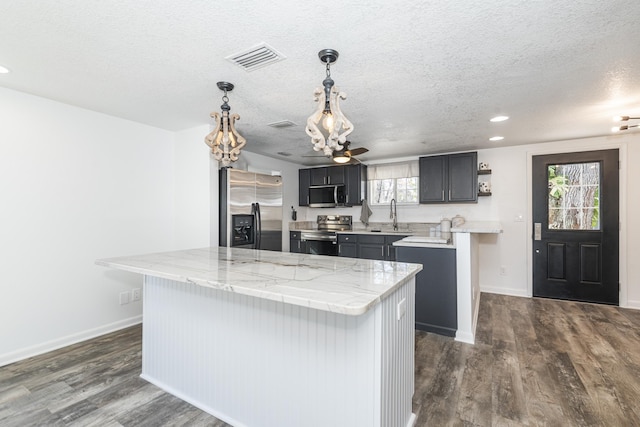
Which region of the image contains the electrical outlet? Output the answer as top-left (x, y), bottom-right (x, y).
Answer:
top-left (132, 288), bottom-right (141, 301)
top-left (119, 291), bottom-right (130, 305)
top-left (397, 298), bottom-right (406, 320)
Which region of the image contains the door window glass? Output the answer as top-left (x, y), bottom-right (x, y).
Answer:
top-left (548, 162), bottom-right (600, 230)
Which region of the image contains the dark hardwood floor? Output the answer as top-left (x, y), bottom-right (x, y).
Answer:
top-left (2, 293), bottom-right (640, 426)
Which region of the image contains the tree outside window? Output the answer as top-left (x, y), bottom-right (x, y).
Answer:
top-left (547, 162), bottom-right (600, 230)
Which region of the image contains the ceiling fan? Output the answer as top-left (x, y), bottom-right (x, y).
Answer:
top-left (303, 141), bottom-right (369, 164)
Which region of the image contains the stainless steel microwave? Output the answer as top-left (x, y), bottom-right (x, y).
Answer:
top-left (308, 185), bottom-right (346, 208)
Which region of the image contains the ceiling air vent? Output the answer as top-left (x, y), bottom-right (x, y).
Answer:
top-left (267, 120), bottom-right (297, 128)
top-left (226, 43), bottom-right (286, 72)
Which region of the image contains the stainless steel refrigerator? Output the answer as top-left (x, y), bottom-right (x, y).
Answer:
top-left (219, 168), bottom-right (283, 251)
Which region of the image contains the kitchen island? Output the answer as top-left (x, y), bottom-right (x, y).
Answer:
top-left (97, 247), bottom-right (422, 427)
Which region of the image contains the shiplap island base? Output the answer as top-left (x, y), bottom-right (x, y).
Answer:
top-left (97, 247), bottom-right (422, 427)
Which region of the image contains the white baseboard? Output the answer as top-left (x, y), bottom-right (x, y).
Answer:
top-left (455, 330), bottom-right (474, 344)
top-left (0, 315), bottom-right (142, 367)
top-left (480, 286), bottom-right (529, 298)
top-left (624, 300), bottom-right (640, 310)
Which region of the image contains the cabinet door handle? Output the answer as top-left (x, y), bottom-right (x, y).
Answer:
top-left (442, 190), bottom-right (445, 201)
top-left (387, 245), bottom-right (389, 258)
top-left (449, 189), bottom-right (451, 200)
top-left (381, 247), bottom-right (384, 257)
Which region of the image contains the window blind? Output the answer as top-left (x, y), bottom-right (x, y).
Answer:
top-left (367, 161), bottom-right (419, 180)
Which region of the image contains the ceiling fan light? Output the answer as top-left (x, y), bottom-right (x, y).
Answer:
top-left (332, 152), bottom-right (351, 163)
top-left (613, 116), bottom-right (629, 122)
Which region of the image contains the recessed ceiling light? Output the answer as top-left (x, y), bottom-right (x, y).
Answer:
top-left (489, 136), bottom-right (504, 141)
top-left (0, 65), bottom-right (10, 74)
top-left (490, 115), bottom-right (509, 122)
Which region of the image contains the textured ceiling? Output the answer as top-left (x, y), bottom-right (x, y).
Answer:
top-left (1, 1), bottom-right (639, 166)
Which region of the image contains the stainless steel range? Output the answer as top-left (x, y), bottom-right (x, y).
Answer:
top-left (301, 215), bottom-right (352, 256)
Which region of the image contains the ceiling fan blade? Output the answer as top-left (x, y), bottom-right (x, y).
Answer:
top-left (348, 147), bottom-right (369, 156)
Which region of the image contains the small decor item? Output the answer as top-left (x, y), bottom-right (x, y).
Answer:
top-left (479, 162), bottom-right (489, 170)
top-left (291, 206), bottom-right (297, 221)
top-left (479, 181), bottom-right (491, 193)
top-left (205, 82), bottom-right (247, 166)
top-left (452, 215), bottom-right (465, 227)
top-left (306, 49), bottom-right (354, 157)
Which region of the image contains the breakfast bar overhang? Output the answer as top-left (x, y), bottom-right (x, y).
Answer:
top-left (97, 247), bottom-right (422, 427)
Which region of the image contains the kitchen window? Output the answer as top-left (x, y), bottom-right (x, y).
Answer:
top-left (368, 161), bottom-right (419, 205)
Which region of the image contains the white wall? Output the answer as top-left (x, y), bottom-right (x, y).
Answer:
top-left (298, 133), bottom-right (640, 308)
top-left (0, 88), bottom-right (205, 366)
top-left (173, 124), bottom-right (211, 249)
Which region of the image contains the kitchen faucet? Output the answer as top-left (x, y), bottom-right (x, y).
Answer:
top-left (390, 198), bottom-right (398, 231)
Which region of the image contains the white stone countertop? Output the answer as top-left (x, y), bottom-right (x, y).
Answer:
top-left (96, 247), bottom-right (422, 316)
top-left (450, 221), bottom-right (503, 233)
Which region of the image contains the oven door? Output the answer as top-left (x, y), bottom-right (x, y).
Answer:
top-left (300, 232), bottom-right (338, 256)
top-left (304, 239), bottom-right (338, 256)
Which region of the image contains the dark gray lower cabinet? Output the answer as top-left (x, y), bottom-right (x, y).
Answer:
top-left (337, 234), bottom-right (408, 260)
top-left (289, 231), bottom-right (306, 253)
top-left (395, 246), bottom-right (457, 337)
top-left (358, 235), bottom-right (386, 260)
top-left (337, 234), bottom-right (357, 257)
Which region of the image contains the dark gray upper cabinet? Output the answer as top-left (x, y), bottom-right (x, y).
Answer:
top-left (298, 169), bottom-right (310, 206)
top-left (345, 164), bottom-right (367, 206)
top-left (310, 168), bottom-right (327, 186)
top-left (298, 164), bottom-right (366, 207)
top-left (448, 153), bottom-right (478, 202)
top-left (419, 152), bottom-right (478, 203)
top-left (327, 166), bottom-right (345, 185)
top-left (419, 155), bottom-right (447, 203)
top-left (309, 166), bottom-right (345, 186)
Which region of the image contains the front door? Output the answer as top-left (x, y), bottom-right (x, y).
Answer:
top-left (532, 150), bottom-right (619, 305)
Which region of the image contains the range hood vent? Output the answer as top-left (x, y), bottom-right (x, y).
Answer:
top-left (226, 43), bottom-right (286, 72)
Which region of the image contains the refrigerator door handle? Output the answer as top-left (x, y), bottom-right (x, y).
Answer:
top-left (251, 202), bottom-right (262, 249)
